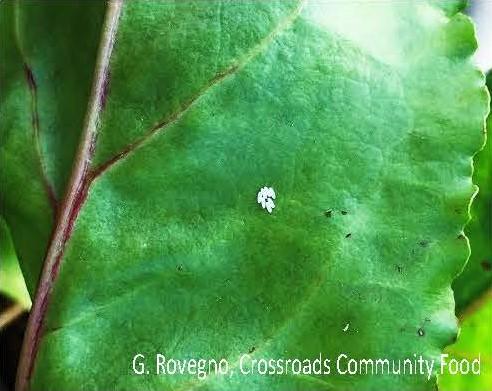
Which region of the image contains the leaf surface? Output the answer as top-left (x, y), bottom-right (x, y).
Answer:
top-left (0, 1), bottom-right (489, 391)
top-left (0, 1), bottom-right (105, 293)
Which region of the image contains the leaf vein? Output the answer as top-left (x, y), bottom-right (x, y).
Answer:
top-left (92, 0), bottom-right (308, 179)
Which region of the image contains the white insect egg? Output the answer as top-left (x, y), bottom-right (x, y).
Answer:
top-left (257, 186), bottom-right (276, 213)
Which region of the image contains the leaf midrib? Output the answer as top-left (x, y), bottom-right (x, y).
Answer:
top-left (15, 1), bottom-right (123, 390)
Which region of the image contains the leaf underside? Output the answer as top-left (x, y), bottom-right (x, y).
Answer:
top-left (0, 1), bottom-right (489, 390)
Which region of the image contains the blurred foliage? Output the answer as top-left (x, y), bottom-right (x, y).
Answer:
top-left (453, 72), bottom-right (492, 314)
top-left (439, 299), bottom-right (492, 390)
top-left (0, 216), bottom-right (31, 310)
top-left (443, 72), bottom-right (491, 391)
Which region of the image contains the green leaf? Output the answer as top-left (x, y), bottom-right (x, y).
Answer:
top-left (453, 72), bottom-right (492, 314)
top-left (1, 1), bottom-right (489, 391)
top-left (0, 1), bottom-right (106, 294)
top-left (439, 298), bottom-right (492, 391)
top-left (0, 216), bottom-right (31, 310)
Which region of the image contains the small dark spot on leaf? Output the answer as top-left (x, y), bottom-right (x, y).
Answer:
top-left (418, 240), bottom-right (429, 247)
top-left (248, 346), bottom-right (256, 354)
top-left (457, 234), bottom-right (466, 240)
top-left (176, 264), bottom-right (183, 272)
top-left (417, 328), bottom-right (425, 337)
top-left (481, 260), bottom-right (491, 271)
top-left (424, 318), bottom-right (431, 323)
top-left (341, 210), bottom-right (348, 215)
top-left (324, 209), bottom-right (333, 218)
top-left (396, 264), bottom-right (403, 273)
top-left (345, 233), bottom-right (352, 238)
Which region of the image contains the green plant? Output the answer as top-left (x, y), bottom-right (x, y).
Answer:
top-left (0, 1), bottom-right (490, 390)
